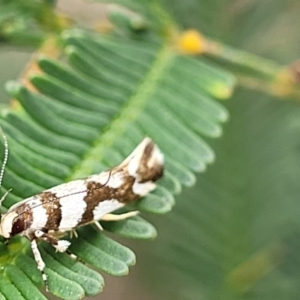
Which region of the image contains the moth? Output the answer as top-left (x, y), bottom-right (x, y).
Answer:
top-left (0, 134), bottom-right (164, 291)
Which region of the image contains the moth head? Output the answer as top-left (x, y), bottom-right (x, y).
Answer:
top-left (0, 211), bottom-right (19, 238)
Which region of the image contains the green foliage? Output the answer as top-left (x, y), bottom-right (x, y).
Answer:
top-left (122, 1), bottom-right (300, 300)
top-left (137, 89), bottom-right (300, 300)
top-left (0, 20), bottom-right (233, 300)
top-left (0, 0), bottom-right (59, 45)
top-left (3, 1), bottom-right (298, 300)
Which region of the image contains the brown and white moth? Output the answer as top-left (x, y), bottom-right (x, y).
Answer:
top-left (0, 135), bottom-right (164, 291)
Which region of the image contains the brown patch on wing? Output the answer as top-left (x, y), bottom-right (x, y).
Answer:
top-left (78, 140), bottom-right (164, 226)
top-left (137, 142), bottom-right (164, 183)
top-left (11, 204), bottom-right (33, 236)
top-left (39, 192), bottom-right (62, 231)
top-left (78, 175), bottom-right (139, 225)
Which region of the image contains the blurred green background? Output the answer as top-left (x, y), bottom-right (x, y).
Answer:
top-left (0, 47), bottom-right (31, 104)
top-left (2, 1), bottom-right (300, 299)
top-left (104, 1), bottom-right (300, 300)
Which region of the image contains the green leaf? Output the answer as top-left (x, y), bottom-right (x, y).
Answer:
top-left (125, 1), bottom-right (300, 299)
top-left (0, 27), bottom-right (233, 299)
top-left (136, 87), bottom-right (300, 300)
top-left (0, 0), bottom-right (59, 45)
top-left (5, 265), bottom-right (47, 300)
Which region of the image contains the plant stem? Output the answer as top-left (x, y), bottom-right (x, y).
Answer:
top-left (204, 39), bottom-right (300, 99)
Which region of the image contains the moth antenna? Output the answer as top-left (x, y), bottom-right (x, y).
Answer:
top-left (89, 169), bottom-right (112, 193)
top-left (57, 169), bottom-right (113, 200)
top-left (0, 126), bottom-right (9, 207)
top-left (17, 169), bottom-right (113, 217)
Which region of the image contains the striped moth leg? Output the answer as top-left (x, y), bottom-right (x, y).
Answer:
top-left (34, 230), bottom-right (71, 253)
top-left (31, 230), bottom-right (83, 290)
top-left (30, 238), bottom-right (48, 291)
top-left (34, 230), bottom-right (83, 262)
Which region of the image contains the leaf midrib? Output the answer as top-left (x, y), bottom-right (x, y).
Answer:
top-left (70, 43), bottom-right (174, 179)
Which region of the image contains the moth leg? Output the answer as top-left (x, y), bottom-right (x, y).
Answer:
top-left (94, 211), bottom-right (139, 232)
top-left (69, 229), bottom-right (78, 239)
top-left (30, 238), bottom-right (49, 291)
top-left (94, 221), bottom-right (103, 231)
top-left (0, 188), bottom-right (12, 207)
top-left (35, 230), bottom-right (71, 253)
top-left (101, 211), bottom-right (139, 221)
top-left (34, 230), bottom-right (84, 263)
